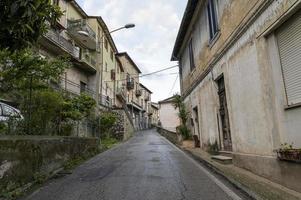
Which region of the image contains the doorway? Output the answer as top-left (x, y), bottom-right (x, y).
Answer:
top-left (217, 76), bottom-right (232, 151)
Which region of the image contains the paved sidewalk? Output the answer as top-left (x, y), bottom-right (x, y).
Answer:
top-left (182, 147), bottom-right (301, 200)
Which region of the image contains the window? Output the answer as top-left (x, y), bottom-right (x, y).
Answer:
top-left (106, 83), bottom-right (108, 95)
top-left (207, 0), bottom-right (219, 40)
top-left (80, 81), bottom-right (86, 93)
top-left (188, 39), bottom-right (195, 71)
top-left (277, 10), bottom-right (301, 106)
top-left (110, 50), bottom-right (114, 60)
top-left (105, 62), bottom-right (108, 72)
top-left (104, 38), bottom-right (108, 51)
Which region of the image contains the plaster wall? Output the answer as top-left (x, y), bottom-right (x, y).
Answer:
top-left (159, 103), bottom-right (180, 132)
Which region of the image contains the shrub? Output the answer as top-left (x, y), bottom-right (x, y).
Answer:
top-left (207, 140), bottom-right (219, 155)
top-left (98, 112), bottom-right (117, 138)
top-left (177, 125), bottom-right (191, 140)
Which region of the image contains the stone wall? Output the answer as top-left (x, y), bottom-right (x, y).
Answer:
top-left (0, 136), bottom-right (99, 193)
top-left (112, 108), bottom-right (134, 141)
top-left (156, 126), bottom-right (181, 145)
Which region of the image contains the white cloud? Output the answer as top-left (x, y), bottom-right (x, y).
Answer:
top-left (78, 0), bottom-right (187, 102)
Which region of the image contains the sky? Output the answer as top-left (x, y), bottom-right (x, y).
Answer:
top-left (77, 0), bottom-right (187, 102)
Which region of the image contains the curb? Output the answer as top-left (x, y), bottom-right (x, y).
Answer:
top-left (182, 148), bottom-right (261, 200)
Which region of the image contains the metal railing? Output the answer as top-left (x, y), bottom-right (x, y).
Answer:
top-left (81, 52), bottom-right (97, 68)
top-left (116, 87), bottom-right (127, 101)
top-left (99, 95), bottom-right (113, 108)
top-left (67, 19), bottom-right (96, 40)
top-left (58, 77), bottom-right (96, 99)
top-left (44, 29), bottom-right (75, 56)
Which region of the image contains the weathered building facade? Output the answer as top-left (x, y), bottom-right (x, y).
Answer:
top-left (172, 0), bottom-right (301, 192)
top-left (158, 96), bottom-right (180, 132)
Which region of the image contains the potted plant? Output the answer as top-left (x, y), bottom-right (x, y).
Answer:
top-left (276, 143), bottom-right (301, 163)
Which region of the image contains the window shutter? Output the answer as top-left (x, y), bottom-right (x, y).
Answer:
top-left (277, 11), bottom-right (301, 105)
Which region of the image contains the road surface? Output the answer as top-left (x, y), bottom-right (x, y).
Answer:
top-left (23, 129), bottom-right (248, 200)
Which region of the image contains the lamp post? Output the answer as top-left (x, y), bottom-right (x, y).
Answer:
top-left (109, 23), bottom-right (135, 34)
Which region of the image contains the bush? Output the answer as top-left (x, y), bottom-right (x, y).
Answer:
top-left (207, 140), bottom-right (219, 155)
top-left (177, 125), bottom-right (191, 140)
top-left (98, 112), bottom-right (117, 138)
top-left (0, 122), bottom-right (7, 135)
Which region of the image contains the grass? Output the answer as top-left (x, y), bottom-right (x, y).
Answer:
top-left (101, 137), bottom-right (119, 149)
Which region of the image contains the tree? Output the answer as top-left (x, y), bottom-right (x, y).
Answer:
top-left (0, 0), bottom-right (62, 51)
top-left (172, 94), bottom-right (191, 140)
top-left (0, 49), bottom-right (70, 95)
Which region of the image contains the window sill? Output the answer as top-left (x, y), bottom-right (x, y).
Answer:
top-left (208, 31), bottom-right (221, 49)
top-left (285, 103), bottom-right (301, 110)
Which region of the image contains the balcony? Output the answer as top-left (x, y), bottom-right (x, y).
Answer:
top-left (67, 19), bottom-right (96, 50)
top-left (43, 29), bottom-right (76, 57)
top-left (116, 87), bottom-right (126, 102)
top-left (99, 95), bottom-right (113, 108)
top-left (127, 79), bottom-right (135, 90)
top-left (73, 50), bottom-right (97, 74)
top-left (56, 78), bottom-right (96, 99)
top-left (136, 89), bottom-right (142, 97)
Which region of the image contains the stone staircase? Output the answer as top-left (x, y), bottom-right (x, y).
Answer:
top-left (211, 151), bottom-right (233, 164)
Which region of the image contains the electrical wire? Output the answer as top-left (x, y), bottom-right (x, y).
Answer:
top-left (169, 74), bottom-right (179, 96)
top-left (104, 65), bottom-right (179, 83)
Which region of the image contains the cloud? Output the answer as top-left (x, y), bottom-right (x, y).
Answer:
top-left (78, 0), bottom-right (187, 102)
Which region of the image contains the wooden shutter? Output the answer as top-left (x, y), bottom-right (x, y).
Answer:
top-left (277, 10), bottom-right (301, 105)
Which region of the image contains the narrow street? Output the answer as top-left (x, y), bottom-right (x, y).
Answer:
top-left (23, 130), bottom-right (247, 200)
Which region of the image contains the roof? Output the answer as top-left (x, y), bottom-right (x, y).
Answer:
top-left (171, 0), bottom-right (199, 61)
top-left (151, 103), bottom-right (159, 110)
top-left (139, 83), bottom-right (152, 94)
top-left (116, 52), bottom-right (142, 73)
top-left (158, 95), bottom-right (177, 104)
top-left (88, 16), bottom-right (118, 52)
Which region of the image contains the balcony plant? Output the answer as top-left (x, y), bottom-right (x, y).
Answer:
top-left (276, 143), bottom-right (301, 163)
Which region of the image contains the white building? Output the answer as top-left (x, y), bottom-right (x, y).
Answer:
top-left (158, 96), bottom-right (180, 132)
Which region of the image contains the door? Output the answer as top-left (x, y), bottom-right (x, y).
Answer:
top-left (193, 107), bottom-right (200, 139)
top-left (217, 76), bottom-right (232, 151)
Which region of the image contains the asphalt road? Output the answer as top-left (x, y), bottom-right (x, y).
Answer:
top-left (23, 129), bottom-right (247, 200)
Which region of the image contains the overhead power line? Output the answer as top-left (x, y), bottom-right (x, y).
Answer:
top-left (104, 65), bottom-right (179, 83)
top-left (169, 74), bottom-right (179, 96)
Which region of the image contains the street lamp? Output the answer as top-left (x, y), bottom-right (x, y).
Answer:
top-left (109, 23), bottom-right (136, 34)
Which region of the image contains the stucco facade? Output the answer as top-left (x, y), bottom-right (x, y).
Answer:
top-left (158, 96), bottom-right (180, 132)
top-left (172, 0), bottom-right (301, 192)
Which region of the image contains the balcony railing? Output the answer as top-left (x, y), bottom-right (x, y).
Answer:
top-left (81, 52), bottom-right (97, 69)
top-left (116, 87), bottom-right (127, 102)
top-left (135, 89), bottom-right (142, 97)
top-left (52, 77), bottom-right (96, 99)
top-left (67, 19), bottom-right (96, 39)
top-left (67, 19), bottom-right (96, 50)
top-left (99, 95), bottom-right (113, 107)
top-left (44, 29), bottom-right (75, 56)
top-left (127, 79), bottom-right (134, 90)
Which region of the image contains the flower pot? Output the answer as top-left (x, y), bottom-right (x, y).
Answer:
top-left (276, 149), bottom-right (301, 163)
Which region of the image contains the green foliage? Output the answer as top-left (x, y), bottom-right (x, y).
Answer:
top-left (21, 89), bottom-right (64, 135)
top-left (0, 0), bottom-right (63, 51)
top-left (62, 94), bottom-right (96, 121)
top-left (101, 137), bottom-right (119, 149)
top-left (172, 94), bottom-right (183, 110)
top-left (207, 140), bottom-right (219, 155)
top-left (0, 122), bottom-right (8, 135)
top-left (177, 125), bottom-right (191, 140)
top-left (99, 112), bottom-right (117, 137)
top-left (0, 49), bottom-right (70, 94)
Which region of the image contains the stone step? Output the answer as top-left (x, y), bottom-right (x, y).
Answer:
top-left (211, 155), bottom-right (233, 165)
top-left (219, 150), bottom-right (233, 158)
